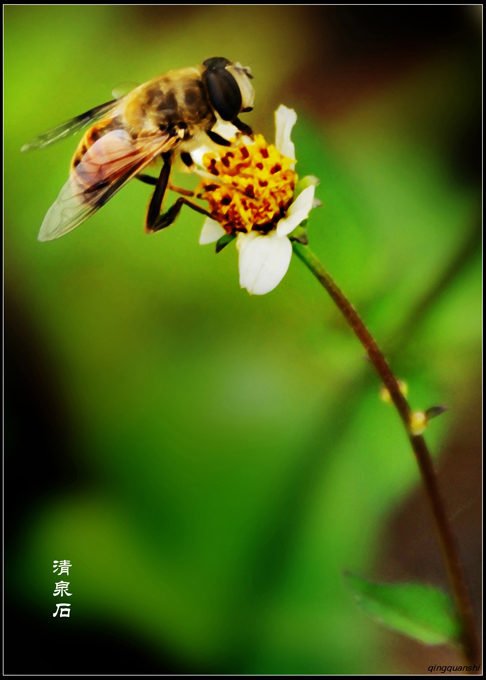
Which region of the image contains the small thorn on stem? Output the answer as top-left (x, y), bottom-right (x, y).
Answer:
top-left (426, 405), bottom-right (449, 420)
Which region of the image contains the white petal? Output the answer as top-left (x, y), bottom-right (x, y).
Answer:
top-left (275, 105), bottom-right (297, 166)
top-left (199, 218), bottom-right (226, 245)
top-left (240, 134), bottom-right (255, 146)
top-left (211, 119), bottom-right (240, 141)
top-left (276, 185), bottom-right (315, 237)
top-left (237, 231), bottom-right (292, 295)
top-left (190, 144), bottom-right (213, 168)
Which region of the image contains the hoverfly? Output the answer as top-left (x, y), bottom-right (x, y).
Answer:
top-left (22, 57), bottom-right (254, 241)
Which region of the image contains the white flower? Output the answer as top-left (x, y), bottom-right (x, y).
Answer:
top-left (235, 183), bottom-right (315, 295)
top-left (198, 106), bottom-right (318, 295)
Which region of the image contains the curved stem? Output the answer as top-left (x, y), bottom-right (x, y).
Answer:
top-left (292, 241), bottom-right (480, 668)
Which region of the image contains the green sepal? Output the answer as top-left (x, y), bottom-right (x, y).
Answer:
top-left (294, 174), bottom-right (320, 200)
top-left (344, 572), bottom-right (461, 646)
top-left (215, 232), bottom-right (236, 253)
top-left (288, 224), bottom-right (308, 245)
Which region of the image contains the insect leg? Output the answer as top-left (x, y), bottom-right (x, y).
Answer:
top-left (137, 174), bottom-right (196, 197)
top-left (137, 173), bottom-right (158, 186)
top-left (150, 197), bottom-right (214, 233)
top-left (169, 185), bottom-right (197, 197)
top-left (145, 152), bottom-right (172, 232)
top-left (206, 130), bottom-right (232, 147)
top-left (180, 152), bottom-right (194, 169)
top-left (233, 117), bottom-right (253, 136)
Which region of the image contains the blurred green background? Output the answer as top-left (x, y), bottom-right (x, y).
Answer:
top-left (5, 6), bottom-right (481, 674)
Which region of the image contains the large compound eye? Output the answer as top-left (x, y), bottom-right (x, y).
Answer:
top-left (203, 56), bottom-right (230, 70)
top-left (204, 65), bottom-right (242, 121)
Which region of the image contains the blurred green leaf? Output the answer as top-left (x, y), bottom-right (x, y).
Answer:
top-left (344, 572), bottom-right (461, 646)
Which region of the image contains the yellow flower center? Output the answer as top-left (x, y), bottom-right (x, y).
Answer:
top-left (198, 134), bottom-right (296, 234)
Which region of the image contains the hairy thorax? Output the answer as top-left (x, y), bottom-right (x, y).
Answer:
top-left (122, 67), bottom-right (216, 139)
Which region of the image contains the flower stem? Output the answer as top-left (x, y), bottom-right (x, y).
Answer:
top-left (292, 241), bottom-right (480, 668)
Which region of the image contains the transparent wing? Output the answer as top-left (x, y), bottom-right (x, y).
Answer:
top-left (21, 100), bottom-right (118, 152)
top-left (38, 129), bottom-right (177, 241)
